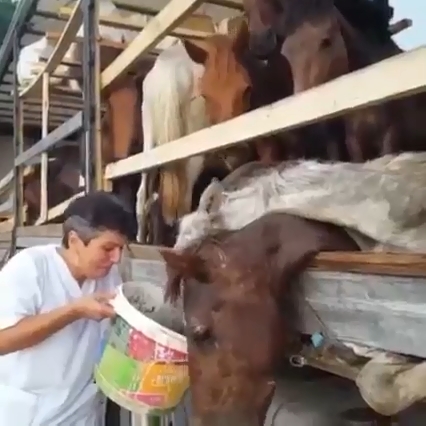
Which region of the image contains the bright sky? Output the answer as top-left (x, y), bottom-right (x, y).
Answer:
top-left (391, 0), bottom-right (425, 49)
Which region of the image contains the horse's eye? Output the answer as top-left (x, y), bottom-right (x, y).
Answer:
top-left (320, 37), bottom-right (332, 49)
top-left (196, 270), bottom-right (209, 283)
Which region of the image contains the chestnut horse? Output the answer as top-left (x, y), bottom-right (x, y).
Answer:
top-left (183, 17), bottom-right (318, 165)
top-left (160, 212), bottom-right (359, 425)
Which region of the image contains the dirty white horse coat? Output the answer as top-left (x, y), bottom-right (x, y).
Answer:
top-left (175, 152), bottom-right (426, 416)
top-left (176, 153), bottom-right (426, 252)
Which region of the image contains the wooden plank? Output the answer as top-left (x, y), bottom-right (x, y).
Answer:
top-left (46, 31), bottom-right (129, 50)
top-left (19, 0), bottom-right (83, 99)
top-left (10, 225), bottom-right (426, 278)
top-left (34, 192), bottom-right (84, 225)
top-left (207, 0), bottom-right (244, 9)
top-left (59, 5), bottom-right (215, 39)
top-left (0, 166), bottom-right (33, 197)
top-left (105, 46), bottom-right (426, 179)
top-left (312, 252), bottom-right (426, 277)
top-left (0, 193), bottom-right (84, 230)
top-left (0, 102), bottom-right (77, 117)
top-left (101, 0), bottom-right (204, 90)
top-left (0, 113), bottom-right (64, 127)
top-left (14, 112), bottom-right (82, 167)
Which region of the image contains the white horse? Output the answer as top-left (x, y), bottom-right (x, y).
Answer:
top-left (135, 15), bottom-right (247, 241)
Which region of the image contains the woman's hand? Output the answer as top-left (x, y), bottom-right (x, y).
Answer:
top-left (72, 292), bottom-right (116, 321)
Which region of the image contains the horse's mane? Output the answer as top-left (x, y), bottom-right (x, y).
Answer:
top-left (275, 0), bottom-right (393, 44)
top-left (334, 0), bottom-right (394, 44)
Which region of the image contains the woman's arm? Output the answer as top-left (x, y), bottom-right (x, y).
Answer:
top-left (0, 304), bottom-right (79, 355)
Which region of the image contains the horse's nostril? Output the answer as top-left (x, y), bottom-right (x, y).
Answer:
top-left (188, 323), bottom-right (211, 342)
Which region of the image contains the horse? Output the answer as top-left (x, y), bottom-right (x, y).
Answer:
top-left (23, 147), bottom-right (82, 225)
top-left (244, 0), bottom-right (426, 162)
top-left (241, 0), bottom-right (385, 161)
top-left (160, 211), bottom-right (359, 425)
top-left (136, 21), bottom-right (280, 243)
top-left (182, 17), bottom-right (316, 165)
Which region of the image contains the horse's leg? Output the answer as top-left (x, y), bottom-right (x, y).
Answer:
top-left (182, 155), bottom-right (205, 216)
top-left (136, 98), bottom-right (154, 242)
top-left (344, 114), bottom-right (367, 162)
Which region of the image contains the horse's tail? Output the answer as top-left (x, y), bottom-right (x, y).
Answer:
top-left (142, 44), bottom-right (193, 224)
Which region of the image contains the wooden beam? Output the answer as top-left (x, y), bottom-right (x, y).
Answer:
top-left (105, 46), bottom-right (426, 179)
top-left (207, 0), bottom-right (244, 9)
top-left (101, 0), bottom-right (204, 90)
top-left (389, 18), bottom-right (412, 36)
top-left (46, 31), bottom-right (128, 50)
top-left (0, 192), bottom-right (84, 230)
top-left (59, 4), bottom-right (215, 39)
top-left (0, 110), bottom-right (65, 125)
top-left (7, 223), bottom-right (426, 278)
top-left (19, 0), bottom-right (83, 99)
top-left (34, 192), bottom-right (84, 225)
top-left (0, 101), bottom-right (77, 117)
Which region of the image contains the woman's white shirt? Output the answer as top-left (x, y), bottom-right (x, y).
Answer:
top-left (0, 244), bottom-right (122, 426)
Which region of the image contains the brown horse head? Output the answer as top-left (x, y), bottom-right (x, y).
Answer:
top-left (161, 232), bottom-right (280, 426)
top-left (243, 0), bottom-right (282, 58)
top-left (183, 22), bottom-right (251, 125)
top-left (182, 22), bottom-right (258, 171)
top-left (278, 0), bottom-right (349, 93)
top-left (161, 212), bottom-right (359, 425)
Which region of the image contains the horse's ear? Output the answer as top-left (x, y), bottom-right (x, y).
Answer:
top-left (183, 40), bottom-right (208, 64)
top-left (232, 19), bottom-right (250, 54)
top-left (160, 248), bottom-right (198, 277)
top-left (198, 178), bottom-right (224, 213)
top-left (160, 248), bottom-right (200, 303)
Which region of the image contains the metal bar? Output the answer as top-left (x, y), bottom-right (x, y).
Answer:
top-left (82, 0), bottom-right (97, 193)
top-left (14, 112), bottom-right (82, 167)
top-left (12, 29), bottom-right (22, 255)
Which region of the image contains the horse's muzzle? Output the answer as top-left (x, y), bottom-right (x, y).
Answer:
top-left (249, 29), bottom-right (278, 60)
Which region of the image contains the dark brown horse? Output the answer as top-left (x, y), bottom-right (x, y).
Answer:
top-left (23, 147), bottom-right (82, 224)
top-left (160, 212), bottom-right (359, 425)
top-left (244, 0), bottom-right (426, 162)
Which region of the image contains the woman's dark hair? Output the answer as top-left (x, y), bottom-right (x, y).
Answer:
top-left (62, 191), bottom-right (137, 247)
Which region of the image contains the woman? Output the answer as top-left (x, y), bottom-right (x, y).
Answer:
top-left (0, 191), bottom-right (136, 425)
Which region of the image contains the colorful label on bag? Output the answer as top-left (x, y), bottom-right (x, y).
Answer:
top-left (95, 316), bottom-right (189, 412)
